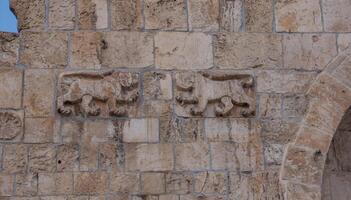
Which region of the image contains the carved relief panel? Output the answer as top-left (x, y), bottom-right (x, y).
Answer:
top-left (174, 71), bottom-right (256, 117)
top-left (0, 110), bottom-right (23, 141)
top-left (57, 70), bottom-right (140, 117)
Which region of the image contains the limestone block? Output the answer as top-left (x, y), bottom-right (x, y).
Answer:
top-left (15, 173), bottom-right (38, 196)
top-left (275, 0), bottom-right (322, 32)
top-left (194, 172), bottom-right (227, 194)
top-left (56, 144), bottom-right (79, 172)
top-left (263, 142), bottom-right (284, 166)
top-left (282, 94), bottom-right (308, 118)
top-left (142, 100), bottom-right (172, 117)
top-left (165, 172), bottom-right (193, 194)
top-left (141, 173), bottom-right (165, 194)
top-left (144, 72), bottom-right (172, 100)
top-left (125, 143), bottom-right (173, 171)
top-left (0, 110), bottom-right (23, 141)
top-left (24, 118), bottom-right (54, 143)
top-left (285, 182), bottom-right (321, 200)
top-left (99, 141), bottom-right (118, 170)
top-left (331, 56), bottom-right (351, 88)
top-left (0, 33), bottom-right (18, 67)
top-left (0, 174), bottom-right (14, 196)
top-left (29, 144), bottom-right (56, 173)
top-left (38, 173), bottom-right (73, 195)
top-left (244, 0), bottom-right (273, 32)
top-left (258, 93), bottom-right (282, 119)
top-left (337, 34), bottom-right (351, 51)
top-left (49, 0), bottom-right (75, 29)
top-left (214, 33), bottom-right (282, 69)
top-left (2, 144), bottom-right (27, 174)
top-left (144, 0), bottom-right (187, 30)
top-left (74, 172), bottom-right (108, 194)
top-left (0, 69), bottom-right (22, 109)
top-left (78, 0), bottom-right (108, 29)
top-left (174, 71), bottom-right (255, 117)
top-left (10, 0), bottom-right (45, 30)
top-left (175, 142), bottom-right (210, 170)
top-left (110, 172), bottom-right (139, 193)
top-left (110, 0), bottom-right (143, 30)
top-left (180, 195), bottom-right (225, 200)
top-left (159, 195), bottom-right (179, 200)
top-left (323, 0), bottom-right (351, 32)
top-left (60, 120), bottom-right (83, 144)
top-left (122, 118), bottom-right (159, 143)
top-left (295, 126), bottom-right (333, 154)
top-left (219, 0), bottom-right (242, 32)
top-left (56, 71), bottom-right (140, 118)
top-left (283, 34), bottom-right (337, 70)
top-left (260, 119), bottom-right (298, 144)
top-left (24, 69), bottom-right (55, 117)
top-left (204, 118), bottom-right (249, 142)
top-left (20, 32), bottom-right (68, 68)
top-left (155, 32), bottom-right (213, 69)
top-left (188, 0), bottom-right (219, 31)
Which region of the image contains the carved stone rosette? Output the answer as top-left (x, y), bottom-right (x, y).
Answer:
top-left (57, 70), bottom-right (140, 117)
top-left (174, 71), bottom-right (256, 117)
top-left (0, 110), bottom-right (23, 141)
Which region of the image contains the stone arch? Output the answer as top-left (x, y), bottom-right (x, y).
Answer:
top-left (280, 47), bottom-right (351, 199)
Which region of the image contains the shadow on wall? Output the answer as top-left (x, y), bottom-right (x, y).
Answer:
top-left (0, 0), bottom-right (17, 33)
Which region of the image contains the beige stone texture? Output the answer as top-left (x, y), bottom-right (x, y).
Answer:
top-left (283, 34), bottom-right (337, 70)
top-left (56, 144), bottom-right (79, 172)
top-left (0, 174), bottom-right (14, 196)
top-left (331, 55), bottom-right (351, 88)
top-left (180, 195), bottom-right (225, 200)
top-left (110, 0), bottom-right (143, 30)
top-left (141, 173), bottom-right (165, 194)
top-left (10, 0), bottom-right (45, 30)
top-left (259, 93), bottom-right (282, 119)
top-left (28, 144), bottom-right (56, 173)
top-left (60, 120), bottom-right (83, 144)
top-left (214, 33), bottom-right (282, 69)
top-left (275, 0), bottom-right (322, 32)
top-left (159, 195), bottom-right (179, 200)
top-left (282, 94), bottom-right (309, 118)
top-left (204, 118), bottom-right (249, 142)
top-left (20, 32), bottom-right (68, 68)
top-left (337, 34), bottom-right (351, 51)
top-left (144, 72), bottom-right (172, 100)
top-left (0, 33), bottom-right (18, 67)
top-left (175, 142), bottom-right (210, 170)
top-left (15, 173), bottom-right (38, 196)
top-left (2, 144), bottom-right (27, 174)
top-left (0, 110), bottom-right (23, 141)
top-left (244, 0), bottom-right (273, 32)
top-left (219, 0), bottom-right (242, 32)
top-left (295, 126), bottom-right (333, 153)
top-left (125, 143), bottom-right (174, 171)
top-left (122, 118), bottom-right (159, 143)
top-left (194, 172), bottom-right (227, 194)
top-left (188, 0), bottom-right (219, 31)
top-left (0, 69), bottom-right (22, 109)
top-left (49, 0), bottom-right (75, 29)
top-left (323, 0), bottom-right (351, 32)
top-left (110, 172), bottom-right (139, 193)
top-left (24, 118), bottom-right (54, 143)
top-left (166, 173), bottom-right (193, 194)
top-left (78, 0), bottom-right (108, 30)
top-left (155, 32), bottom-right (213, 69)
top-left (144, 0), bottom-right (187, 30)
top-left (74, 172), bottom-right (108, 194)
top-left (23, 69), bottom-right (55, 117)
top-left (99, 141), bottom-right (118, 170)
top-left (286, 182), bottom-right (321, 200)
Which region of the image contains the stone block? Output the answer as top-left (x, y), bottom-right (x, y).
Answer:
top-left (56, 144), bottom-right (79, 172)
top-left (204, 118), bottom-right (250, 142)
top-left (244, 0), bottom-right (273, 32)
top-left (74, 172), bottom-right (108, 194)
top-left (175, 142), bottom-right (210, 170)
top-left (144, 72), bottom-right (172, 100)
top-left (110, 0), bottom-right (142, 30)
top-left (188, 0), bottom-right (219, 31)
top-left (282, 94), bottom-right (308, 118)
top-left (144, 0), bottom-right (187, 30)
top-left (142, 100), bottom-right (172, 117)
top-left (24, 118), bottom-right (54, 143)
top-left (3, 145), bottom-right (27, 174)
top-left (275, 0), bottom-right (322, 32)
top-left (99, 141), bottom-right (118, 170)
top-left (155, 32), bottom-right (213, 69)
top-left (49, 0), bottom-right (75, 29)
top-left (0, 69), bottom-right (22, 109)
top-left (194, 172), bottom-right (227, 194)
top-left (180, 195), bottom-right (225, 200)
top-left (0, 174), bottom-right (14, 196)
top-left (258, 93), bottom-right (282, 119)
top-left (331, 56), bottom-right (351, 88)
top-left (219, 0), bottom-right (242, 32)
top-left (29, 144), bottom-right (56, 173)
top-left (125, 143), bottom-right (174, 171)
top-left (337, 34), bottom-right (351, 51)
top-left (323, 0), bottom-right (351, 32)
top-left (24, 69), bottom-right (55, 117)
top-left (110, 172), bottom-right (139, 193)
top-left (0, 110), bottom-right (23, 142)
top-left (141, 173), bottom-right (165, 194)
top-left (122, 118), bottom-right (159, 143)
top-left (20, 32), bottom-right (68, 68)
top-left (165, 172), bottom-right (193, 194)
top-left (0, 33), bottom-right (18, 67)
top-left (159, 195), bottom-right (179, 200)
top-left (78, 0), bottom-right (108, 29)
top-left (295, 126), bottom-right (333, 153)
top-left (285, 182), bottom-right (321, 200)
top-left (15, 173), bottom-right (38, 196)
top-left (10, 0), bottom-right (45, 30)
top-left (214, 33), bottom-right (282, 69)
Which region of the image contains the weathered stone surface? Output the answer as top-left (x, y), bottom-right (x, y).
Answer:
top-left (275, 0), bottom-right (322, 32)
top-left (144, 0), bottom-right (187, 30)
top-left (56, 144), bottom-right (79, 172)
top-left (0, 174), bottom-right (14, 196)
top-left (295, 126), bottom-right (333, 153)
top-left (0, 33), bottom-right (18, 67)
top-left (188, 0), bottom-right (219, 31)
top-left (0, 69), bottom-right (22, 109)
top-left (78, 0), bottom-right (108, 29)
top-left (10, 0), bottom-right (45, 30)
top-left (110, 172), bottom-right (139, 193)
top-left (0, 110), bottom-right (23, 141)
top-left (24, 118), bottom-right (54, 143)
top-left (244, 0), bottom-right (273, 32)
top-left (24, 69), bottom-right (55, 117)
top-left (331, 56), bottom-right (351, 89)
top-left (166, 172), bottom-right (193, 194)
top-left (2, 144), bottom-right (27, 174)
top-left (15, 173), bottom-right (38, 196)
top-left (219, 0), bottom-right (242, 32)
top-left (257, 70), bottom-right (316, 93)
top-left (283, 94), bottom-right (308, 118)
top-left (323, 0), bottom-right (351, 32)
top-left (204, 118), bottom-right (249, 142)
top-left (286, 182), bottom-right (321, 200)
top-left (60, 120), bottom-right (83, 144)
top-left (20, 32), bottom-right (68, 68)
top-left (155, 32), bottom-right (213, 69)
top-left (263, 142), bottom-right (284, 166)
top-left (283, 34), bottom-right (337, 70)
top-left (57, 71), bottom-right (139, 117)
top-left (180, 195), bottom-right (225, 200)
top-left (39, 173), bottom-right (73, 195)
top-left (214, 33), bottom-right (282, 69)
top-left (141, 173), bottom-right (165, 194)
top-left (29, 144), bottom-right (56, 173)
top-left (49, 0), bottom-right (75, 29)
top-left (110, 0), bottom-right (142, 30)
top-left (125, 143), bottom-right (173, 171)
top-left (74, 172), bottom-right (108, 194)
top-left (194, 172), bottom-right (227, 194)
top-left (174, 71), bottom-right (255, 117)
top-left (337, 34), bottom-right (351, 51)
top-left (159, 195), bottom-right (179, 200)
top-left (123, 118), bottom-right (159, 143)
top-left (259, 93), bottom-right (282, 119)
top-left (175, 142), bottom-right (210, 170)
top-left (144, 72), bottom-right (172, 100)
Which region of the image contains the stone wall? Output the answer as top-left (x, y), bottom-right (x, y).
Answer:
top-left (0, 0), bottom-right (351, 199)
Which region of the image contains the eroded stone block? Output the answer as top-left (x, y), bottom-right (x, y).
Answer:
top-left (10, 0), bottom-right (45, 30)
top-left (15, 173), bottom-right (38, 196)
top-left (258, 93), bottom-right (282, 119)
top-left (0, 110), bottom-right (23, 141)
top-left (56, 144), bottom-right (79, 172)
top-left (188, 0), bottom-right (219, 31)
top-left (0, 33), bottom-right (18, 67)
top-left (24, 118), bottom-right (54, 143)
top-left (29, 144), bottom-right (56, 173)
top-left (49, 0), bottom-right (75, 29)
top-left (175, 142), bottom-right (210, 170)
top-left (0, 69), bottom-right (22, 109)
top-left (204, 118), bottom-right (249, 142)
top-left (74, 172), bottom-right (108, 194)
top-left (141, 173), bottom-right (165, 194)
top-left (3, 144), bottom-right (27, 174)
top-left (122, 118), bottom-right (159, 143)
top-left (194, 172), bottom-right (227, 194)
top-left (244, 0), bottom-right (273, 32)
top-left (78, 0), bottom-right (108, 29)
top-left (0, 174), bottom-right (14, 196)
top-left (110, 172), bottom-right (139, 193)
top-left (174, 71), bottom-right (255, 117)
top-left (144, 72), bottom-right (172, 100)
top-left (165, 172), bottom-right (193, 194)
top-left (110, 0), bottom-right (143, 30)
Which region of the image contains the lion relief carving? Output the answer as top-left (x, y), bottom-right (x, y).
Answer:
top-left (57, 70), bottom-right (139, 117)
top-left (175, 71), bottom-right (256, 117)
